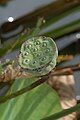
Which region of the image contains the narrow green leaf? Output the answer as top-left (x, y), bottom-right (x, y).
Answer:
top-left (44, 19), bottom-right (80, 38)
top-left (42, 103), bottom-right (80, 120)
top-left (0, 78), bottom-right (62, 120)
top-left (42, 6), bottom-right (80, 29)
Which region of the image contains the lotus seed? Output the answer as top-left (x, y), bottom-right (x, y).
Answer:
top-left (43, 42), bottom-right (47, 47)
top-left (35, 41), bottom-right (40, 45)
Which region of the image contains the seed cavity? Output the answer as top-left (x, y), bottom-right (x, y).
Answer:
top-left (46, 48), bottom-right (50, 52)
top-left (33, 48), bottom-right (38, 52)
top-left (28, 44), bottom-right (32, 48)
top-left (37, 53), bottom-right (41, 57)
top-left (43, 42), bottom-right (47, 47)
top-left (35, 41), bottom-right (40, 45)
top-left (42, 57), bottom-right (46, 61)
top-left (25, 59), bottom-right (29, 63)
top-left (24, 52), bottom-right (29, 56)
top-left (33, 61), bottom-right (36, 64)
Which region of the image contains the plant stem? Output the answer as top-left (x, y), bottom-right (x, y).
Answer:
top-left (41, 103), bottom-right (80, 120)
top-left (0, 18), bottom-right (44, 57)
top-left (56, 63), bottom-right (80, 70)
top-left (0, 63), bottom-right (79, 103)
top-left (0, 75), bottom-right (49, 104)
top-left (51, 63), bottom-right (80, 76)
top-left (44, 19), bottom-right (80, 38)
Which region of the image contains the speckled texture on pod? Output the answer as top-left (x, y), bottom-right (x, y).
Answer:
top-left (19, 36), bottom-right (58, 76)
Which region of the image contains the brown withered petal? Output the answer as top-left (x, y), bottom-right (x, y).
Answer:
top-left (48, 75), bottom-right (77, 120)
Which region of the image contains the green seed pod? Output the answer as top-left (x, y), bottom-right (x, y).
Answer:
top-left (19, 36), bottom-right (58, 76)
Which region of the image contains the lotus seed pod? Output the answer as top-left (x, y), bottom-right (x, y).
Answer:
top-left (19, 36), bottom-right (58, 76)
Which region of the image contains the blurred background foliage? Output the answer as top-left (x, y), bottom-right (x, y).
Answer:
top-left (0, 0), bottom-right (80, 120)
top-left (0, 0), bottom-right (80, 57)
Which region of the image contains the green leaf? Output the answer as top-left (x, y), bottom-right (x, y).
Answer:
top-left (42, 103), bottom-right (80, 120)
top-left (0, 78), bottom-right (62, 120)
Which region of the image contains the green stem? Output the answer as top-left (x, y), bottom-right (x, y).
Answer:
top-left (0, 75), bottom-right (49, 104)
top-left (0, 18), bottom-right (43, 57)
top-left (43, 6), bottom-right (80, 29)
top-left (41, 103), bottom-right (80, 120)
top-left (44, 19), bottom-right (80, 38)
